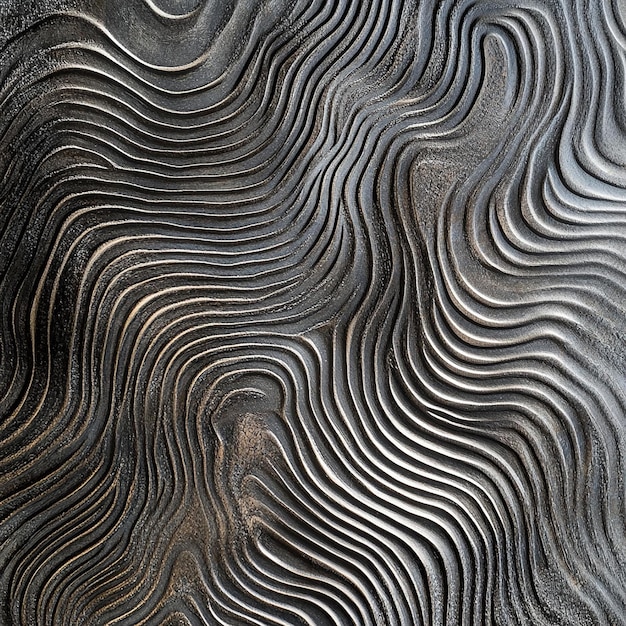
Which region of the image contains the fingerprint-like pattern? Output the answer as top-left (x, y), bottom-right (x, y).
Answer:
top-left (1, 0), bottom-right (626, 624)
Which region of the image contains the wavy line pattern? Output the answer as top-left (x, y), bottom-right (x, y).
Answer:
top-left (1, 0), bottom-right (626, 624)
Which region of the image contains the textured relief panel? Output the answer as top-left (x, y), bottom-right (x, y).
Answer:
top-left (1, 0), bottom-right (626, 624)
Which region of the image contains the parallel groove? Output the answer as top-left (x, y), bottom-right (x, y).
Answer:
top-left (1, 0), bottom-right (626, 624)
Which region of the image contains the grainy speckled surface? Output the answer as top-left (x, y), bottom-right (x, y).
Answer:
top-left (1, 1), bottom-right (626, 624)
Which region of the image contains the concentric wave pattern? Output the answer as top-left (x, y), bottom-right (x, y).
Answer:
top-left (0, 0), bottom-right (625, 624)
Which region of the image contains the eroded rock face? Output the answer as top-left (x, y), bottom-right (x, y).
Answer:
top-left (1, 1), bottom-right (625, 624)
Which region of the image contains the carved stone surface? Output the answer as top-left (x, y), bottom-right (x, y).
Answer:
top-left (1, 1), bottom-right (626, 624)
